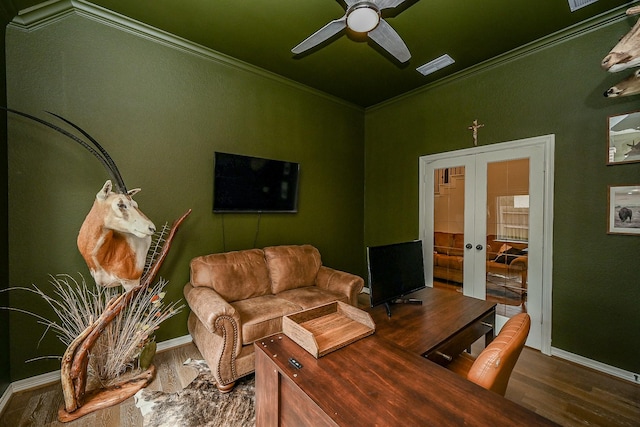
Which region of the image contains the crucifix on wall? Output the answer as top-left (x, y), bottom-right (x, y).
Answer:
top-left (468, 119), bottom-right (484, 146)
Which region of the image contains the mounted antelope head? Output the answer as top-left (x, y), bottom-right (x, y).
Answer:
top-left (5, 107), bottom-right (156, 292)
top-left (77, 181), bottom-right (156, 291)
top-left (604, 68), bottom-right (640, 97)
top-left (602, 6), bottom-right (640, 72)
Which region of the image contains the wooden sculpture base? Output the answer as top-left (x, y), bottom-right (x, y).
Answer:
top-left (57, 364), bottom-right (156, 423)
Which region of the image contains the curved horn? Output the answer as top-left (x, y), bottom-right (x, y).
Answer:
top-left (45, 111), bottom-right (128, 193)
top-left (4, 107), bottom-right (128, 193)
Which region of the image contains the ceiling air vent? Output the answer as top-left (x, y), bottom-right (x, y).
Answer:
top-left (568, 0), bottom-right (598, 12)
top-left (417, 54), bottom-right (455, 76)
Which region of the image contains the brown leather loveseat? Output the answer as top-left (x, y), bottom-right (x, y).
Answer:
top-left (433, 232), bottom-right (528, 288)
top-left (183, 244), bottom-right (364, 392)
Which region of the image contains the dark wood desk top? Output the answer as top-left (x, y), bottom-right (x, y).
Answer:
top-left (367, 286), bottom-right (496, 355)
top-left (256, 333), bottom-right (556, 426)
top-left (256, 286), bottom-right (558, 426)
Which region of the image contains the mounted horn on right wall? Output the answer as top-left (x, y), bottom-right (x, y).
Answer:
top-left (603, 6), bottom-right (640, 97)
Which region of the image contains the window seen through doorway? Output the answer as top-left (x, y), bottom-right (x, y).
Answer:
top-left (496, 195), bottom-right (529, 242)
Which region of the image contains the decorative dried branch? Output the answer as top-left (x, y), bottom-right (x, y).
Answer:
top-left (144, 222), bottom-right (170, 277)
top-left (61, 209), bottom-right (191, 413)
top-left (1, 275), bottom-right (183, 386)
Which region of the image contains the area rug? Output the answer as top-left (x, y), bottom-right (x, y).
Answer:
top-left (134, 359), bottom-right (255, 427)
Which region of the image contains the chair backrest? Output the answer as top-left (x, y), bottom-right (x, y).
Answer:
top-left (466, 313), bottom-right (531, 396)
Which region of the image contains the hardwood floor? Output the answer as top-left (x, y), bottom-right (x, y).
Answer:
top-left (0, 343), bottom-right (202, 427)
top-left (506, 347), bottom-right (640, 426)
top-left (1, 318), bottom-right (638, 426)
top-left (433, 277), bottom-right (527, 318)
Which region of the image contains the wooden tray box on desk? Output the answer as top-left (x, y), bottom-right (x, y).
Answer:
top-left (283, 301), bottom-right (375, 358)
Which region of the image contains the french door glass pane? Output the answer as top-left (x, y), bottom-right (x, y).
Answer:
top-left (433, 166), bottom-right (465, 287)
top-left (486, 159), bottom-right (529, 318)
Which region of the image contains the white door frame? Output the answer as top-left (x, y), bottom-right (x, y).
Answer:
top-left (419, 134), bottom-right (554, 355)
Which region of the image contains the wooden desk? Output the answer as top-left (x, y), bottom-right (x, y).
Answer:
top-left (369, 286), bottom-right (496, 365)
top-left (255, 287), bottom-right (557, 426)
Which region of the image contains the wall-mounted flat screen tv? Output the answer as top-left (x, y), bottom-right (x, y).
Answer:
top-left (213, 152), bottom-right (300, 213)
top-left (367, 240), bottom-right (426, 317)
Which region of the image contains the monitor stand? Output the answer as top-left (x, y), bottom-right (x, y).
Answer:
top-left (383, 298), bottom-right (422, 317)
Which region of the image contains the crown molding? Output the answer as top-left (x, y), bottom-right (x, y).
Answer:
top-left (9, 0), bottom-right (76, 30)
top-left (368, 4), bottom-right (635, 111)
top-left (8, 0), bottom-right (362, 112)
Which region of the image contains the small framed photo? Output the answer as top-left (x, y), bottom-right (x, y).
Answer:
top-left (608, 111), bottom-right (640, 165)
top-left (608, 185), bottom-right (640, 235)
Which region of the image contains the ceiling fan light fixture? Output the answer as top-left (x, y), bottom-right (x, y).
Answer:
top-left (347, 6), bottom-right (380, 33)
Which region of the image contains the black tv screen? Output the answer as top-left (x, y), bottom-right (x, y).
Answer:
top-left (367, 240), bottom-right (426, 308)
top-left (213, 152), bottom-right (300, 213)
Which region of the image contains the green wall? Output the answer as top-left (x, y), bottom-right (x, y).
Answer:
top-left (0, 2), bottom-right (14, 397)
top-left (364, 19), bottom-right (640, 373)
top-left (4, 2), bottom-right (639, 386)
top-left (6, 12), bottom-right (364, 380)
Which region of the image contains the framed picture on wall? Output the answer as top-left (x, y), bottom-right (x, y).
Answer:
top-left (608, 185), bottom-right (640, 235)
top-left (607, 111), bottom-right (640, 165)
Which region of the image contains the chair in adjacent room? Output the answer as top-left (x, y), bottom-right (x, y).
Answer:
top-left (446, 313), bottom-right (531, 396)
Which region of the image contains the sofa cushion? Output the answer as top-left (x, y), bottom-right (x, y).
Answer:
top-left (434, 232), bottom-right (466, 256)
top-left (276, 286), bottom-right (348, 310)
top-left (449, 233), bottom-right (465, 257)
top-left (231, 295), bottom-right (301, 345)
top-left (264, 245), bottom-right (322, 294)
top-left (433, 232), bottom-right (453, 255)
top-left (434, 253), bottom-right (463, 269)
top-left (190, 249), bottom-right (271, 303)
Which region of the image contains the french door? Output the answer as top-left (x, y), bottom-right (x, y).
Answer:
top-left (419, 135), bottom-right (554, 353)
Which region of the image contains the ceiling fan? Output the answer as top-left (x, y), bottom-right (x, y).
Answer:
top-left (291, 0), bottom-right (412, 63)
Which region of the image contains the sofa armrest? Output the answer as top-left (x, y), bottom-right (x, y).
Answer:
top-left (184, 283), bottom-right (245, 388)
top-left (315, 266), bottom-right (364, 306)
top-left (184, 282), bottom-right (242, 340)
top-left (508, 256), bottom-right (528, 270)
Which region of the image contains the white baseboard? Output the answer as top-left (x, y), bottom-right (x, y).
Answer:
top-left (156, 334), bottom-right (192, 353)
top-left (0, 385), bottom-right (14, 418)
top-left (0, 334), bottom-right (193, 416)
top-left (551, 346), bottom-right (640, 384)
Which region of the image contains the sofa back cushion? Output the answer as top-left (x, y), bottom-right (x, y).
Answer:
top-left (433, 232), bottom-right (453, 255)
top-left (434, 232), bottom-right (465, 256)
top-left (190, 249), bottom-right (271, 302)
top-left (449, 233), bottom-right (465, 257)
top-left (264, 245), bottom-right (322, 294)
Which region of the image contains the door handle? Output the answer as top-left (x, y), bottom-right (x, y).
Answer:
top-left (465, 243), bottom-right (473, 249)
top-left (476, 244), bottom-right (483, 250)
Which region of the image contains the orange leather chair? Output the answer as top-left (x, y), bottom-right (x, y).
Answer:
top-left (446, 313), bottom-right (530, 396)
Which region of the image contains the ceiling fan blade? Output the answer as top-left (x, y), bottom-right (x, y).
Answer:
top-left (368, 18), bottom-right (410, 62)
top-left (292, 17), bottom-right (347, 54)
top-left (374, 0), bottom-right (410, 11)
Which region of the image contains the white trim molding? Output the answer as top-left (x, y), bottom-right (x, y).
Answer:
top-left (8, 0), bottom-right (361, 112)
top-left (369, 4), bottom-right (631, 111)
top-left (419, 134), bottom-right (555, 354)
top-left (551, 347), bottom-right (640, 384)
